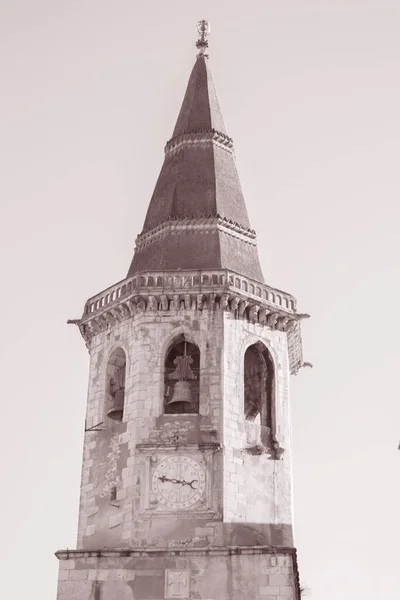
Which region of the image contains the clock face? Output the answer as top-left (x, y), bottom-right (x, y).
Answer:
top-left (152, 455), bottom-right (206, 510)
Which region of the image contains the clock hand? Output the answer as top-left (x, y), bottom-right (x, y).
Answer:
top-left (181, 479), bottom-right (198, 489)
top-left (158, 476), bottom-right (186, 486)
top-left (187, 479), bottom-right (198, 489)
top-left (158, 476), bottom-right (198, 489)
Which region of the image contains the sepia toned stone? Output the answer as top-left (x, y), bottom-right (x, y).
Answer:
top-left (58, 22), bottom-right (309, 600)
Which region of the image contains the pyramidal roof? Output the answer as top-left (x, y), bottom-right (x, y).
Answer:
top-left (128, 24), bottom-right (264, 283)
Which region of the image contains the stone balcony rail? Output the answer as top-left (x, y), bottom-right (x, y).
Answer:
top-left (72, 270), bottom-right (309, 375)
top-left (83, 269), bottom-right (297, 317)
top-left (243, 421), bottom-right (285, 459)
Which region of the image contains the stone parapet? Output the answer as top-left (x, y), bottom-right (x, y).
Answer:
top-left (71, 269), bottom-right (308, 374)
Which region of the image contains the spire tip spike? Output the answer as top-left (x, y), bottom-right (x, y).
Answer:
top-left (196, 20), bottom-right (210, 58)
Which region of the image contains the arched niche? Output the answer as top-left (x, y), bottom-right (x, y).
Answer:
top-left (106, 347), bottom-right (126, 421)
top-left (164, 335), bottom-right (200, 414)
top-left (244, 341), bottom-right (276, 442)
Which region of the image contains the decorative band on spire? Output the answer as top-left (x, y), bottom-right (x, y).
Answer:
top-left (196, 20), bottom-right (210, 58)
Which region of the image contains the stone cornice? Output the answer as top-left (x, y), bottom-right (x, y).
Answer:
top-left (136, 215), bottom-right (257, 251)
top-left (79, 290), bottom-right (308, 342)
top-left (55, 545), bottom-right (297, 560)
top-left (68, 269), bottom-right (309, 374)
top-left (165, 128), bottom-right (234, 156)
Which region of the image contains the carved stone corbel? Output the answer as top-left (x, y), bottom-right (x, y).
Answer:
top-left (127, 299), bottom-right (137, 316)
top-left (88, 320), bottom-right (101, 335)
top-left (119, 304), bottom-right (131, 319)
top-left (276, 316), bottom-right (290, 331)
top-left (103, 312), bottom-right (115, 327)
top-left (110, 307), bottom-right (122, 322)
top-left (220, 293), bottom-right (230, 310)
top-left (95, 314), bottom-right (107, 330)
top-left (172, 294), bottom-right (180, 311)
top-left (230, 296), bottom-right (240, 312)
top-left (183, 294), bottom-right (191, 310)
top-left (266, 312), bottom-right (279, 328)
top-left (267, 435), bottom-right (285, 461)
top-left (248, 304), bottom-right (260, 323)
top-left (160, 294), bottom-right (169, 311)
top-left (238, 300), bottom-right (248, 318)
top-left (285, 317), bottom-right (297, 332)
top-left (147, 295), bottom-right (157, 311)
top-left (135, 296), bottom-right (147, 311)
top-left (197, 294), bottom-right (204, 310)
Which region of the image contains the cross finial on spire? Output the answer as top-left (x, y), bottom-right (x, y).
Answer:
top-left (196, 20), bottom-right (210, 58)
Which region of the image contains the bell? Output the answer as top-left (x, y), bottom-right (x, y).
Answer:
top-left (167, 380), bottom-right (192, 406)
top-left (107, 388), bottom-right (124, 421)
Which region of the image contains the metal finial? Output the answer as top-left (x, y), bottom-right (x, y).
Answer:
top-left (196, 20), bottom-right (210, 57)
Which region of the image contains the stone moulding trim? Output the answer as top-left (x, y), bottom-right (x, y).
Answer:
top-left (139, 510), bottom-right (217, 521)
top-left (55, 544), bottom-right (297, 560)
top-left (165, 128), bottom-right (234, 156)
top-left (136, 442), bottom-right (222, 452)
top-left (135, 216), bottom-right (257, 251)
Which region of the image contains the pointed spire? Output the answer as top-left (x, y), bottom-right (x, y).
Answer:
top-left (173, 21), bottom-right (227, 142)
top-left (172, 53), bottom-right (227, 139)
top-left (128, 23), bottom-right (265, 282)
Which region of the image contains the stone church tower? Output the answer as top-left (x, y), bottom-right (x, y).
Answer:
top-left (56, 21), bottom-right (309, 600)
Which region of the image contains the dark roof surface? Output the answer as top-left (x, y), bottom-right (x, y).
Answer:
top-left (128, 55), bottom-right (265, 282)
top-left (172, 54), bottom-right (227, 137)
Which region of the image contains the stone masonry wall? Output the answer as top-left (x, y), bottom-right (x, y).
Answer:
top-left (78, 307), bottom-right (225, 550)
top-left (222, 312), bottom-right (294, 546)
top-left (76, 303), bottom-right (294, 552)
top-left (56, 548), bottom-right (299, 600)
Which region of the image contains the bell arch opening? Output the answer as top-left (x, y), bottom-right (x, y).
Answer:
top-left (106, 347), bottom-right (126, 422)
top-left (164, 335), bottom-right (200, 414)
top-left (244, 341), bottom-right (276, 448)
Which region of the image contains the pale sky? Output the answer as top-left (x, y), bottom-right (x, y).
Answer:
top-left (1, 1), bottom-right (399, 599)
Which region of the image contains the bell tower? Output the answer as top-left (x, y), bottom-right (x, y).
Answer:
top-left (56, 21), bottom-right (309, 600)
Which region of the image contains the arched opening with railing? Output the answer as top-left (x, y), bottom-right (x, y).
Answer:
top-left (244, 341), bottom-right (276, 448)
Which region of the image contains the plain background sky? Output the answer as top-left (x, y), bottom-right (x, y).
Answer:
top-left (1, 1), bottom-right (399, 599)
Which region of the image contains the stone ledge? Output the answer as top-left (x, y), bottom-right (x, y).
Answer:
top-left (56, 545), bottom-right (297, 560)
top-left (135, 216), bottom-right (257, 251)
top-left (136, 442), bottom-right (222, 452)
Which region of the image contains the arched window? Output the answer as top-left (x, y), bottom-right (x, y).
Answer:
top-left (164, 335), bottom-right (200, 414)
top-left (244, 342), bottom-right (275, 443)
top-left (106, 347), bottom-right (126, 421)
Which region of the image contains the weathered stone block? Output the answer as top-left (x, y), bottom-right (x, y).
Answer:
top-left (260, 585), bottom-right (280, 596)
top-left (269, 575), bottom-right (291, 586)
